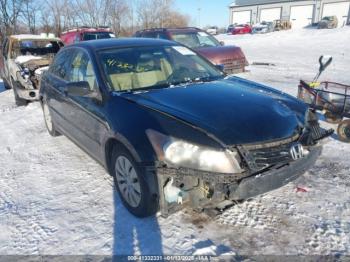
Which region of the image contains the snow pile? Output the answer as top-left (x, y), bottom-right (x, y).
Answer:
top-left (0, 27), bottom-right (350, 257)
top-left (15, 55), bottom-right (43, 64)
top-left (217, 26), bottom-right (350, 94)
top-left (35, 66), bottom-right (50, 75)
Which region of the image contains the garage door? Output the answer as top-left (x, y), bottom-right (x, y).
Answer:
top-left (232, 10), bottom-right (252, 24)
top-left (290, 5), bottom-right (314, 28)
top-left (322, 1), bottom-right (350, 27)
top-left (260, 7), bottom-right (281, 22)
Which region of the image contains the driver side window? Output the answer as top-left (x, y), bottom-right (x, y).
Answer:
top-left (69, 50), bottom-right (97, 91)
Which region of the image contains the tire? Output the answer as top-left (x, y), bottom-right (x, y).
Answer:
top-left (111, 145), bottom-right (158, 217)
top-left (337, 120), bottom-right (350, 143)
top-left (41, 99), bottom-right (60, 137)
top-left (10, 79), bottom-right (27, 106)
top-left (324, 111), bottom-right (343, 124)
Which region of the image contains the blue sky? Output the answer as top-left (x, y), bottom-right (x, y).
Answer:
top-left (174, 0), bottom-right (233, 28)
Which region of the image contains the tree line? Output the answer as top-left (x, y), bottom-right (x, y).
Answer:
top-left (0, 0), bottom-right (190, 40)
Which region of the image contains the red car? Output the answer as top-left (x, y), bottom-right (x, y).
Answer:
top-left (60, 26), bottom-right (115, 45)
top-left (134, 27), bottom-right (248, 74)
top-left (227, 24), bottom-right (252, 35)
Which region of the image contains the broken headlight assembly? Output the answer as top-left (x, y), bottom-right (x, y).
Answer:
top-left (146, 129), bottom-right (243, 174)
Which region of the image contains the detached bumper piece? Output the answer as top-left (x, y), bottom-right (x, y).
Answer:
top-left (300, 109), bottom-right (334, 145)
top-left (156, 145), bottom-right (322, 217)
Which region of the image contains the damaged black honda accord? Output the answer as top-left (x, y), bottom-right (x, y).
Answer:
top-left (39, 38), bottom-right (333, 217)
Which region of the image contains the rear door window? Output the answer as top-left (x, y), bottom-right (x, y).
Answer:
top-left (50, 50), bottom-right (73, 80)
top-left (68, 49), bottom-right (97, 91)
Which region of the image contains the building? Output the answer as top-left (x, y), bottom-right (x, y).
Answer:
top-left (229, 0), bottom-right (350, 28)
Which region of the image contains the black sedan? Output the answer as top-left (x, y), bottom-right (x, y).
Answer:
top-left (39, 38), bottom-right (331, 217)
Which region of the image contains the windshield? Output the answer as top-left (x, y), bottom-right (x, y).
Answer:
top-left (16, 40), bottom-right (63, 57)
top-left (171, 31), bottom-right (220, 48)
top-left (98, 45), bottom-right (224, 92)
top-left (83, 32), bottom-right (115, 41)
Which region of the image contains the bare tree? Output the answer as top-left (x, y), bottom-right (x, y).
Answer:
top-left (163, 11), bottom-right (190, 28)
top-left (43, 0), bottom-right (75, 36)
top-left (20, 0), bottom-right (38, 33)
top-left (107, 0), bottom-right (131, 35)
top-left (0, 0), bottom-right (25, 38)
top-left (136, 0), bottom-right (189, 29)
top-left (72, 0), bottom-right (109, 27)
top-left (0, 0), bottom-right (188, 40)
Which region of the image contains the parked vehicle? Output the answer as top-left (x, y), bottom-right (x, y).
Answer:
top-left (318, 16), bottom-right (338, 29)
top-left (227, 24), bottom-right (252, 35)
top-left (134, 27), bottom-right (248, 74)
top-left (60, 26), bottom-right (115, 45)
top-left (274, 19), bottom-right (292, 31)
top-left (252, 21), bottom-right (274, 34)
top-left (40, 38), bottom-right (332, 217)
top-left (206, 26), bottom-right (218, 35)
top-left (0, 34), bottom-right (64, 105)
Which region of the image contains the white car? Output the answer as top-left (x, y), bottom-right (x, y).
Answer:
top-left (252, 22), bottom-right (274, 34)
top-left (0, 34), bottom-right (64, 105)
top-left (206, 26), bottom-right (218, 35)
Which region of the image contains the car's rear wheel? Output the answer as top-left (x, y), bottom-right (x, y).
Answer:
top-left (42, 100), bottom-right (60, 137)
top-left (337, 120), bottom-right (350, 143)
top-left (112, 146), bottom-right (158, 217)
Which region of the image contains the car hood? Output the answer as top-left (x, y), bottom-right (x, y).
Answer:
top-left (121, 77), bottom-right (307, 146)
top-left (194, 45), bottom-right (246, 65)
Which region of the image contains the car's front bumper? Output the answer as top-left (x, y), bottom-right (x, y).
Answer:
top-left (16, 87), bottom-right (39, 101)
top-left (156, 145), bottom-right (322, 216)
top-left (230, 145), bottom-right (322, 199)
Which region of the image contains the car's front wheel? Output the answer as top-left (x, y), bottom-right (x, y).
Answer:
top-left (112, 146), bottom-right (158, 217)
top-left (42, 100), bottom-right (60, 137)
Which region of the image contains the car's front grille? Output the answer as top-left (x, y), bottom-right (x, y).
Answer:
top-left (221, 58), bottom-right (246, 74)
top-left (236, 135), bottom-right (300, 172)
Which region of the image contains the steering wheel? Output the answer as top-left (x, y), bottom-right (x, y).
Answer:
top-left (166, 67), bottom-right (191, 84)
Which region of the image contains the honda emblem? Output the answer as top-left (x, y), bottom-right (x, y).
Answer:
top-left (290, 143), bottom-right (305, 160)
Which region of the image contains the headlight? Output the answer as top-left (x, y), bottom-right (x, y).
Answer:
top-left (146, 129), bottom-right (243, 174)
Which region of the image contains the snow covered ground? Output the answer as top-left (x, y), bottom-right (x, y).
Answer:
top-left (0, 27), bottom-right (349, 257)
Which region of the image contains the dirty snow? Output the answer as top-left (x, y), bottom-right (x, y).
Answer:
top-left (15, 55), bottom-right (43, 65)
top-left (34, 66), bottom-right (49, 75)
top-left (0, 27), bottom-right (350, 257)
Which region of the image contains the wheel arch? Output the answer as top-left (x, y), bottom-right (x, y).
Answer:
top-left (104, 135), bottom-right (143, 175)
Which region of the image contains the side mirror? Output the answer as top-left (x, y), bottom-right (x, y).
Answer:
top-left (220, 41), bottom-right (225, 46)
top-left (64, 81), bottom-right (93, 97)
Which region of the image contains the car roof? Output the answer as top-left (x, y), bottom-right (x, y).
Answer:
top-left (70, 37), bottom-right (178, 51)
top-left (9, 34), bottom-right (61, 41)
top-left (61, 27), bottom-right (112, 34)
top-left (137, 27), bottom-right (202, 33)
